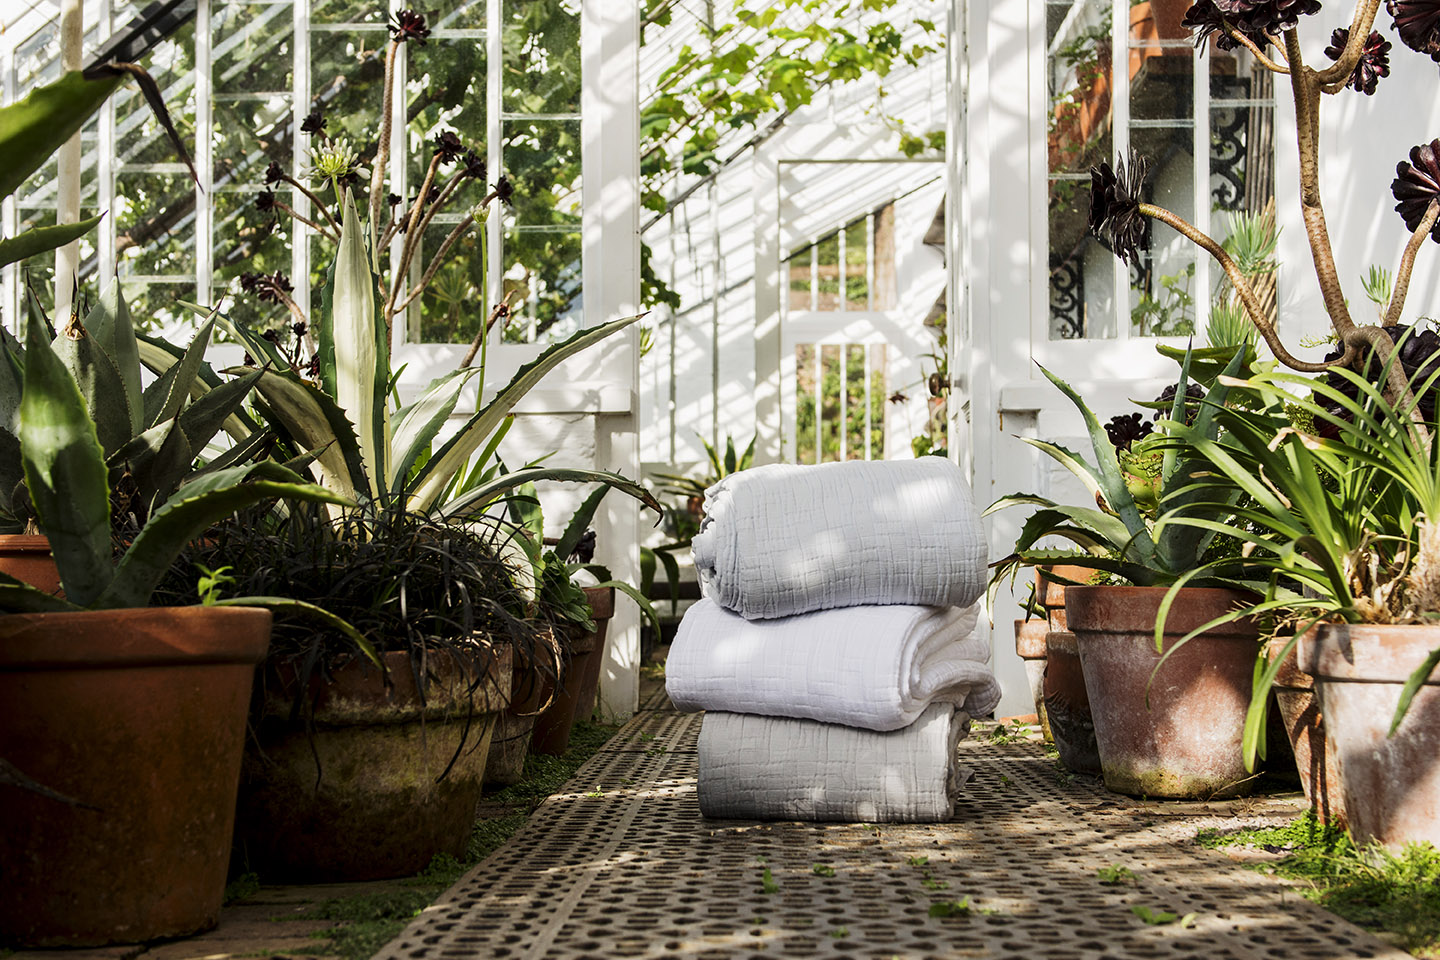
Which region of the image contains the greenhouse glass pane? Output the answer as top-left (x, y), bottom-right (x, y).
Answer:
top-left (407, 39), bottom-right (488, 188)
top-left (431, 0), bottom-right (487, 32)
top-left (501, 228), bottom-right (581, 343)
top-left (115, 172), bottom-right (196, 278)
top-left (844, 218), bottom-right (868, 309)
top-left (1047, 0), bottom-right (1113, 339)
top-left (786, 243), bottom-right (812, 312)
top-left (213, 188), bottom-right (295, 304)
top-left (212, 95), bottom-right (293, 191)
top-left (214, 3), bottom-right (295, 94)
top-left (310, 0), bottom-right (386, 27)
top-left (309, 28), bottom-right (388, 150)
top-left (502, 118), bottom-right (580, 224)
top-left (410, 219), bottom-right (488, 344)
top-left (503, 0), bottom-right (580, 114)
top-left (120, 282), bottom-right (200, 335)
top-left (814, 231), bottom-right (840, 311)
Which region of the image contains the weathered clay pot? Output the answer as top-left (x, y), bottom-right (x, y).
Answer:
top-left (484, 637), bottom-right (560, 787)
top-left (1301, 624), bottom-right (1440, 850)
top-left (234, 643), bottom-right (511, 882)
top-left (1267, 635), bottom-right (1344, 826)
top-left (1014, 618), bottom-right (1052, 740)
top-left (532, 586), bottom-right (615, 756)
top-left (1044, 629), bottom-right (1102, 774)
top-left (1066, 586), bottom-right (1260, 798)
top-left (0, 534), bottom-right (61, 596)
top-left (0, 606), bottom-right (270, 947)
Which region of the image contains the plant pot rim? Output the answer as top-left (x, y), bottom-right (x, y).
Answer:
top-left (0, 605), bottom-right (272, 670)
top-left (0, 534), bottom-right (52, 548)
top-left (1300, 621), bottom-right (1440, 684)
top-left (1065, 584), bottom-right (1261, 639)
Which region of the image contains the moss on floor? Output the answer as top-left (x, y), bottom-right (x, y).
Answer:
top-left (1197, 812), bottom-right (1440, 958)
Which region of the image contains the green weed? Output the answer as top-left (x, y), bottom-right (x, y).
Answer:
top-left (1096, 864), bottom-right (1136, 885)
top-left (812, 864), bottom-right (836, 877)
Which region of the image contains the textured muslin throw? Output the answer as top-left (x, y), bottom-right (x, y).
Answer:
top-left (691, 457), bottom-right (988, 619)
top-left (696, 703), bottom-right (970, 822)
top-left (665, 598), bottom-right (1001, 731)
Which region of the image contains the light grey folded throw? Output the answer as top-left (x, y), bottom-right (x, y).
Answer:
top-left (691, 458), bottom-right (987, 619)
top-left (696, 703), bottom-right (970, 822)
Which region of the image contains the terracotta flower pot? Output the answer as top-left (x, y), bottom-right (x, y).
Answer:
top-left (233, 644), bottom-right (511, 883)
top-left (0, 606), bottom-right (270, 947)
top-left (532, 586), bottom-right (615, 756)
top-left (1044, 629), bottom-right (1102, 774)
top-left (1301, 623), bottom-right (1440, 850)
top-left (1066, 586), bottom-right (1260, 798)
top-left (1267, 635), bottom-right (1345, 826)
top-left (0, 534), bottom-right (62, 596)
top-left (1014, 618), bottom-right (1052, 740)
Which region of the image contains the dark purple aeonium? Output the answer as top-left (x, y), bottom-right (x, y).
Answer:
top-left (1388, 0), bottom-right (1440, 62)
top-left (1088, 148), bottom-right (1150, 265)
top-left (1393, 138), bottom-right (1440, 242)
top-left (1324, 27), bottom-right (1391, 94)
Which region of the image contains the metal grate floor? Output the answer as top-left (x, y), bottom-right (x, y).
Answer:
top-left (376, 691), bottom-right (1407, 960)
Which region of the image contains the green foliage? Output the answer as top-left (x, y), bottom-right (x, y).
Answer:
top-left (986, 346), bottom-right (1262, 592)
top-left (927, 899), bottom-right (972, 917)
top-left (1157, 351), bottom-right (1440, 760)
top-left (812, 863), bottom-right (837, 877)
top-left (1131, 906), bottom-right (1196, 927)
top-left (1131, 263), bottom-right (1196, 338)
top-left (795, 344), bottom-right (886, 464)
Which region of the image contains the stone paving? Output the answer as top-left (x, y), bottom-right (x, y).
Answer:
top-left (375, 690), bottom-right (1409, 960)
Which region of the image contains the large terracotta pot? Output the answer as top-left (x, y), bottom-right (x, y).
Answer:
top-left (233, 643), bottom-right (511, 882)
top-left (0, 534), bottom-right (61, 596)
top-left (532, 586), bottom-right (615, 756)
top-left (0, 606), bottom-right (270, 947)
top-left (1301, 624), bottom-right (1440, 850)
top-left (1267, 635), bottom-right (1344, 826)
top-left (1045, 629), bottom-right (1102, 775)
top-left (1066, 586), bottom-right (1260, 798)
top-left (484, 632), bottom-right (562, 787)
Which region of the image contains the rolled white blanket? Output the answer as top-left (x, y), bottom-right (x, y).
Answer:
top-left (691, 458), bottom-right (988, 619)
top-left (697, 703), bottom-right (969, 822)
top-left (665, 598), bottom-right (1001, 731)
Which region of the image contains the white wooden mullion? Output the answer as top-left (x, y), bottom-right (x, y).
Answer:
top-left (838, 343), bottom-right (847, 460)
top-left (865, 211), bottom-right (875, 310)
top-left (1, 38), bottom-right (15, 331)
top-left (97, 0), bottom-right (115, 289)
top-left (863, 342), bottom-right (872, 459)
top-left (195, 0), bottom-right (213, 306)
top-left (292, 0), bottom-right (310, 322)
top-left (1112, 0), bottom-right (1130, 341)
top-left (809, 239), bottom-right (818, 310)
top-left (487, 0), bottom-right (503, 339)
top-left (1193, 38), bottom-right (1211, 339)
top-left (812, 344), bottom-right (822, 462)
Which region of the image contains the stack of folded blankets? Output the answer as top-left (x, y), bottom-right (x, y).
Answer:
top-left (665, 457), bottom-right (1001, 823)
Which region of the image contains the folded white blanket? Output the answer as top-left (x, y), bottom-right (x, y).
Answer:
top-left (697, 703), bottom-right (970, 822)
top-left (665, 598), bottom-right (1001, 731)
top-left (691, 457), bottom-right (988, 619)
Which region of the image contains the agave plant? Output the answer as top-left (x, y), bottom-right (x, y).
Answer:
top-left (1157, 347), bottom-right (1440, 764)
top-left (986, 347), bottom-right (1259, 594)
top-left (0, 309), bottom-right (358, 629)
top-left (0, 286), bottom-right (269, 534)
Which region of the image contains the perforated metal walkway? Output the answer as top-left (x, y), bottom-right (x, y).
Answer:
top-left (376, 691), bottom-right (1407, 960)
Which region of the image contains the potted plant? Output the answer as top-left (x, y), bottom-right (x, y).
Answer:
top-left (0, 308), bottom-right (349, 947)
top-left (157, 501), bottom-right (534, 882)
top-left (988, 347), bottom-right (1269, 798)
top-left (1082, 0), bottom-right (1440, 845)
top-left (165, 7), bottom-right (660, 876)
top-left (0, 61), bottom-right (194, 592)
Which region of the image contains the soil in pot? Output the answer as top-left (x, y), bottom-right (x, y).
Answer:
top-left (1268, 635), bottom-right (1344, 826)
top-left (233, 645), bottom-right (511, 883)
top-left (1043, 629), bottom-right (1101, 774)
top-left (1066, 586), bottom-right (1260, 799)
top-left (0, 606), bottom-right (270, 947)
top-left (1302, 624), bottom-right (1440, 850)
